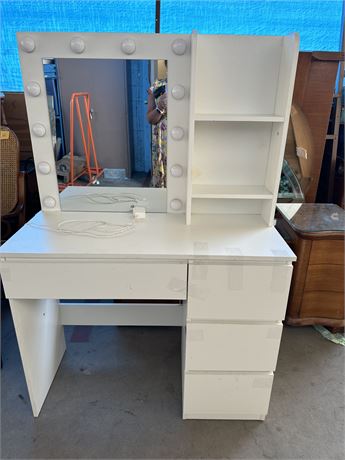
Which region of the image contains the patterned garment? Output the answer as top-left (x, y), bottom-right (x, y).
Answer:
top-left (151, 79), bottom-right (167, 188)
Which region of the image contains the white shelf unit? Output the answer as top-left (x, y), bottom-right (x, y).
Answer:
top-left (192, 184), bottom-right (274, 200)
top-left (194, 114), bottom-right (285, 123)
top-left (186, 33), bottom-right (299, 225)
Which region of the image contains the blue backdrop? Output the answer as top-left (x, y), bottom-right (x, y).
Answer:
top-left (1, 0), bottom-right (344, 91)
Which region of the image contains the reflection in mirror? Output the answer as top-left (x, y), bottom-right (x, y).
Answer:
top-left (43, 58), bottom-right (168, 198)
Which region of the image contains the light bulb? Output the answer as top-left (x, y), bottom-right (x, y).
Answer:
top-left (121, 39), bottom-right (136, 55)
top-left (170, 126), bottom-right (184, 140)
top-left (20, 36), bottom-right (36, 53)
top-left (37, 162), bottom-right (51, 175)
top-left (43, 196), bottom-right (56, 208)
top-left (26, 81), bottom-right (41, 97)
top-left (171, 85), bottom-right (185, 100)
top-left (32, 123), bottom-right (46, 137)
top-left (170, 199), bottom-right (183, 211)
top-left (171, 39), bottom-right (187, 55)
top-left (70, 37), bottom-right (86, 54)
top-left (170, 164), bottom-right (183, 177)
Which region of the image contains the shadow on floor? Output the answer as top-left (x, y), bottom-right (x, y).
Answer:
top-left (1, 300), bottom-right (344, 459)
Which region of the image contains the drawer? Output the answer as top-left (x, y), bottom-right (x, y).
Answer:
top-left (185, 322), bottom-right (282, 372)
top-left (188, 264), bottom-right (292, 321)
top-left (300, 291), bottom-right (344, 319)
top-left (305, 264), bottom-right (344, 292)
top-left (183, 372), bottom-right (274, 419)
top-left (1, 260), bottom-right (187, 300)
top-left (309, 240), bottom-right (344, 265)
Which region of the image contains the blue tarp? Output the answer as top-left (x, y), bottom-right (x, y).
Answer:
top-left (1, 0), bottom-right (343, 91)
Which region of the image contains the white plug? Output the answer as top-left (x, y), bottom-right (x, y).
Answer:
top-left (132, 206), bottom-right (146, 220)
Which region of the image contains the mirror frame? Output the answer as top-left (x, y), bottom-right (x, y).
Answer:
top-left (17, 32), bottom-right (191, 213)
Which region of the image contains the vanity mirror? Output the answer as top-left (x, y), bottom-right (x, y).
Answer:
top-left (18, 33), bottom-right (191, 213)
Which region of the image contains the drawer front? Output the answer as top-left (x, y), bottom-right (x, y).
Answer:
top-left (183, 372), bottom-right (273, 419)
top-left (1, 260), bottom-right (187, 300)
top-left (305, 264), bottom-right (344, 293)
top-left (188, 264), bottom-right (292, 321)
top-left (310, 240), bottom-right (344, 266)
top-left (185, 323), bottom-right (282, 372)
top-left (300, 291), bottom-right (344, 319)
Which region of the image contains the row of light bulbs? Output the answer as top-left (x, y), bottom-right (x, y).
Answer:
top-left (20, 36), bottom-right (187, 56)
top-left (21, 35), bottom-right (187, 211)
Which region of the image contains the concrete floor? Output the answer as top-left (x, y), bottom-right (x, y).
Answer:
top-left (1, 301), bottom-right (344, 460)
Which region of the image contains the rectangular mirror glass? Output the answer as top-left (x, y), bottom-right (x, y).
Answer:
top-left (43, 58), bottom-right (168, 212)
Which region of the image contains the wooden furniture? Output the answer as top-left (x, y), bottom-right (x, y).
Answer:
top-left (0, 92), bottom-right (7, 125)
top-left (276, 203), bottom-right (344, 328)
top-left (0, 32), bottom-right (298, 420)
top-left (3, 92), bottom-right (33, 159)
top-left (0, 126), bottom-right (26, 241)
top-left (291, 52), bottom-right (344, 202)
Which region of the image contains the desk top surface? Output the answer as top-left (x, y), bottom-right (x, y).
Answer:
top-left (0, 212), bottom-right (296, 263)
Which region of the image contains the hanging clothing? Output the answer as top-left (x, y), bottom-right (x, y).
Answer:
top-left (150, 79), bottom-right (167, 188)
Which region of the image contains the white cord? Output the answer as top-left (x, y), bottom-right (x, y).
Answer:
top-left (63, 192), bottom-right (147, 205)
top-left (28, 219), bottom-right (135, 238)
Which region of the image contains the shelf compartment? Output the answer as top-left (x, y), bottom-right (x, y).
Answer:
top-left (192, 184), bottom-right (273, 200)
top-left (194, 114), bottom-right (284, 123)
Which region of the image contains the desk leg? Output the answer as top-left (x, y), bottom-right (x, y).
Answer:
top-left (9, 299), bottom-right (66, 417)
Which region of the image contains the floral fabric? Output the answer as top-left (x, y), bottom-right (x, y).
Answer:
top-left (151, 79), bottom-right (167, 188)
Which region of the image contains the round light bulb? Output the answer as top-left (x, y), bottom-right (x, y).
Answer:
top-left (170, 199), bottom-right (183, 211)
top-left (171, 84), bottom-right (185, 100)
top-left (43, 196), bottom-right (56, 208)
top-left (32, 123), bottom-right (46, 137)
top-left (38, 162), bottom-right (51, 175)
top-left (70, 37), bottom-right (85, 54)
top-left (171, 39), bottom-right (187, 55)
top-left (121, 39), bottom-right (136, 55)
top-left (170, 126), bottom-right (184, 140)
top-left (26, 81), bottom-right (41, 97)
top-left (20, 36), bottom-right (36, 53)
top-left (170, 164), bottom-right (183, 177)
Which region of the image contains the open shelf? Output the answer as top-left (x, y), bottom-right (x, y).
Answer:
top-left (194, 114), bottom-right (284, 123)
top-left (192, 184), bottom-right (274, 200)
top-left (186, 32), bottom-right (299, 226)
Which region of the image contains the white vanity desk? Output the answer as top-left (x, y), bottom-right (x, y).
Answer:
top-left (1, 211), bottom-right (295, 419)
top-left (1, 30), bottom-right (299, 419)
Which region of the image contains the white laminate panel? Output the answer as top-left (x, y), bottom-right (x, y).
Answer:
top-left (193, 122), bottom-right (272, 187)
top-left (185, 323), bottom-right (283, 372)
top-left (9, 299), bottom-right (66, 417)
top-left (183, 372), bottom-right (274, 419)
top-left (188, 264), bottom-right (292, 321)
top-left (59, 302), bottom-right (184, 326)
top-left (194, 35), bottom-right (282, 115)
top-left (2, 261), bottom-right (187, 300)
top-left (0, 212), bottom-right (296, 263)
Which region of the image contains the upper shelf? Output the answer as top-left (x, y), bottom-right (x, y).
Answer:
top-left (194, 114), bottom-right (285, 122)
top-left (192, 184), bottom-right (274, 200)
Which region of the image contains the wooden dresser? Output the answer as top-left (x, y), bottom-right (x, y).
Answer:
top-left (276, 203), bottom-right (344, 328)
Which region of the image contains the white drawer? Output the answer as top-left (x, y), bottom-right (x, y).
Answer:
top-left (185, 322), bottom-right (282, 371)
top-left (183, 372), bottom-right (274, 420)
top-left (1, 260), bottom-right (187, 300)
top-left (188, 264), bottom-right (292, 321)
